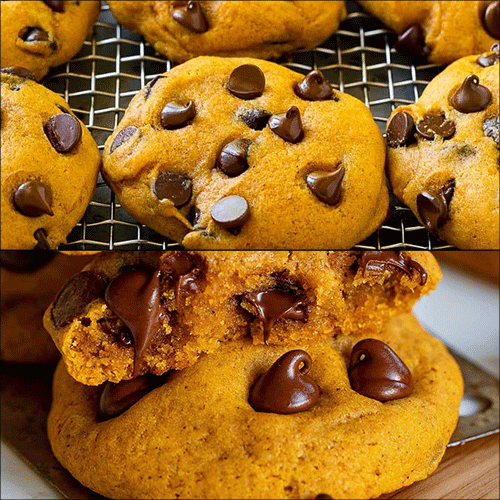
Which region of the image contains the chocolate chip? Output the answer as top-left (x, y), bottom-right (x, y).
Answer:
top-left (152, 172), bottom-right (192, 207)
top-left (44, 114), bottom-right (82, 153)
top-left (171, 1), bottom-right (208, 33)
top-left (227, 64), bottom-right (266, 100)
top-left (160, 101), bottom-right (195, 130)
top-left (483, 2), bottom-right (499, 39)
top-left (417, 179), bottom-right (455, 234)
top-left (34, 228), bottom-right (50, 250)
top-left (386, 111), bottom-right (415, 148)
top-left (315, 495), bottom-right (334, 500)
top-left (0, 250), bottom-right (55, 273)
top-left (348, 339), bottom-right (413, 402)
top-left (416, 114), bottom-right (455, 140)
top-left (160, 251), bottom-right (206, 304)
top-left (359, 251), bottom-right (428, 286)
top-left (393, 24), bottom-right (430, 59)
top-left (477, 44), bottom-right (500, 67)
top-left (451, 75), bottom-right (492, 114)
top-left (105, 268), bottom-right (162, 376)
top-left (1, 67), bottom-right (36, 80)
top-left (216, 139), bottom-right (251, 177)
top-left (239, 109), bottom-right (271, 130)
top-left (242, 288), bottom-right (307, 344)
top-left (249, 350), bottom-right (319, 414)
top-left (306, 166), bottom-right (345, 206)
top-left (269, 106), bottom-right (304, 143)
top-left (19, 27), bottom-right (51, 43)
top-left (13, 180), bottom-right (53, 217)
top-left (211, 195), bottom-right (250, 229)
top-left (51, 271), bottom-right (108, 327)
top-left (483, 116), bottom-right (499, 149)
top-left (111, 126), bottom-right (138, 153)
top-left (42, 0), bottom-right (65, 13)
top-left (99, 374), bottom-right (165, 420)
top-left (144, 75), bottom-right (164, 99)
top-left (295, 70), bottom-right (334, 101)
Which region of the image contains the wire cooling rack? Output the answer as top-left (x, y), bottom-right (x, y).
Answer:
top-left (45, 1), bottom-right (452, 250)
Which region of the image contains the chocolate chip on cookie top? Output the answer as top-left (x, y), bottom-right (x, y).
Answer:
top-left (242, 288), bottom-right (308, 344)
top-left (211, 195), bottom-right (250, 230)
top-left (416, 114), bottom-right (456, 141)
top-left (42, 0), bottom-right (65, 13)
top-left (171, 1), bottom-right (208, 34)
top-left (306, 167), bottom-right (345, 206)
top-left (348, 339), bottom-right (413, 402)
top-left (482, 1), bottom-right (500, 39)
top-left (161, 101), bottom-right (196, 129)
top-left (249, 350), bottom-right (320, 414)
top-left (393, 24), bottom-right (430, 60)
top-left (477, 43), bottom-right (500, 67)
top-left (359, 251), bottom-right (428, 286)
top-left (216, 139), bottom-right (252, 177)
top-left (13, 180), bottom-right (54, 218)
top-left (483, 116), bottom-right (499, 148)
top-left (416, 179), bottom-right (456, 235)
top-left (44, 113), bottom-right (82, 153)
top-left (227, 64), bottom-right (266, 100)
top-left (295, 70), bottom-right (337, 102)
top-left (269, 106), bottom-right (304, 143)
top-left (153, 172), bottom-right (193, 208)
top-left (450, 75), bottom-right (492, 113)
top-left (386, 111), bottom-right (415, 148)
top-left (111, 126), bottom-right (139, 153)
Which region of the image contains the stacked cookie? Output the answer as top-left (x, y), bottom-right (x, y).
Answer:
top-left (44, 250), bottom-right (463, 499)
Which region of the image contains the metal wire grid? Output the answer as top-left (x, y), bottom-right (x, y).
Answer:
top-left (44, 1), bottom-right (453, 250)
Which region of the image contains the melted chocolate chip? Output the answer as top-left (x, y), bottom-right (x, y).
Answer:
top-left (295, 70), bottom-right (334, 101)
top-left (44, 114), bottom-right (82, 153)
top-left (1, 67), bottom-right (36, 80)
top-left (216, 139), bottom-right (251, 177)
top-left (227, 64), bottom-right (266, 100)
top-left (19, 27), bottom-right (51, 43)
top-left (242, 288), bottom-right (307, 344)
top-left (111, 126), bottom-right (138, 153)
top-left (483, 2), bottom-right (499, 39)
top-left (211, 195), bottom-right (250, 230)
top-left (171, 1), bottom-right (208, 33)
top-left (51, 271), bottom-right (109, 327)
top-left (360, 251), bottom-right (428, 286)
top-left (160, 251), bottom-right (205, 305)
top-left (152, 172), bottom-right (192, 207)
top-left (306, 166), bottom-right (345, 206)
top-left (417, 179), bottom-right (455, 234)
top-left (144, 75), bottom-right (164, 99)
top-left (386, 111), bottom-right (415, 148)
top-left (43, 0), bottom-right (65, 13)
top-left (160, 101), bottom-right (196, 129)
top-left (0, 250), bottom-right (55, 273)
top-left (451, 75), bottom-right (492, 114)
top-left (34, 228), bottom-right (50, 250)
top-left (13, 180), bottom-right (53, 218)
top-left (104, 268), bottom-right (162, 376)
top-left (269, 106), bottom-right (304, 143)
top-left (393, 24), bottom-right (430, 59)
top-left (483, 116), bottom-right (499, 149)
top-left (416, 114), bottom-right (455, 140)
top-left (249, 350), bottom-right (319, 414)
top-left (239, 109), bottom-right (271, 130)
top-left (99, 374), bottom-right (165, 420)
top-left (348, 339), bottom-right (413, 402)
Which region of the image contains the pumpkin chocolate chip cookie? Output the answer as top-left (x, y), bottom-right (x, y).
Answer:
top-left (0, 0), bottom-right (100, 81)
top-left (358, 1), bottom-right (499, 65)
top-left (107, 1), bottom-right (346, 63)
top-left (385, 46), bottom-right (499, 249)
top-left (48, 313), bottom-right (463, 499)
top-left (43, 250), bottom-right (441, 385)
top-left (102, 56), bottom-right (389, 249)
top-left (1, 70), bottom-right (101, 249)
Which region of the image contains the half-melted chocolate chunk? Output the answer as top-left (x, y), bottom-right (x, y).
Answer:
top-left (51, 271), bottom-right (109, 328)
top-left (0, 250), bottom-right (55, 273)
top-left (348, 338), bottom-right (413, 402)
top-left (359, 251), bottom-right (427, 286)
top-left (104, 268), bottom-right (162, 376)
top-left (242, 287), bottom-right (308, 344)
top-left (249, 350), bottom-right (319, 414)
